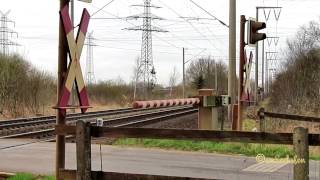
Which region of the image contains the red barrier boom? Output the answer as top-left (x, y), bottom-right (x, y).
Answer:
top-left (133, 98), bottom-right (200, 109)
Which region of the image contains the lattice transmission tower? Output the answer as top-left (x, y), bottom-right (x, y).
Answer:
top-left (0, 10), bottom-right (18, 56)
top-left (85, 31), bottom-right (97, 85)
top-left (124, 0), bottom-right (168, 99)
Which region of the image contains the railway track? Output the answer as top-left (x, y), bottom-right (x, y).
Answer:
top-left (0, 107), bottom-right (139, 127)
top-left (0, 106), bottom-right (186, 136)
top-left (0, 106), bottom-right (197, 139)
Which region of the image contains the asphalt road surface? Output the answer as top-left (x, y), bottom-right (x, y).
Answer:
top-left (0, 139), bottom-right (320, 179)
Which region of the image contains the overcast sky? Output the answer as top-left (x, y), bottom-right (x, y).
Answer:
top-left (1, 0), bottom-right (320, 85)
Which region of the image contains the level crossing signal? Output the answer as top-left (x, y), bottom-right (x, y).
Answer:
top-left (247, 18), bottom-right (266, 46)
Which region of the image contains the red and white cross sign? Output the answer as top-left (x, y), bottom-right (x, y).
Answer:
top-left (58, 4), bottom-right (90, 113)
top-left (241, 50), bottom-right (253, 102)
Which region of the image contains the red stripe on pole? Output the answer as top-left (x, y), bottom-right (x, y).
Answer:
top-left (59, 87), bottom-right (71, 107)
top-left (60, 4), bottom-right (73, 34)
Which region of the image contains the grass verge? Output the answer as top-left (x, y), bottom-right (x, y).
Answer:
top-left (114, 138), bottom-right (320, 160)
top-left (8, 173), bottom-right (54, 180)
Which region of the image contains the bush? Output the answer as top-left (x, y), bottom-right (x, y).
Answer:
top-left (269, 20), bottom-right (320, 115)
top-left (0, 54), bottom-right (55, 117)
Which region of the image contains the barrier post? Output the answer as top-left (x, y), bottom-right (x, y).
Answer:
top-left (293, 127), bottom-right (309, 180)
top-left (76, 121), bottom-right (92, 180)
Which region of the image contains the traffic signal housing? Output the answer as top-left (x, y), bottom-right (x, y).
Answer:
top-left (248, 19), bottom-right (266, 46)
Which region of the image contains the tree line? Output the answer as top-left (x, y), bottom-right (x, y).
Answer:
top-left (0, 54), bottom-right (229, 118)
top-left (269, 20), bottom-right (320, 115)
top-left (0, 54), bottom-right (55, 117)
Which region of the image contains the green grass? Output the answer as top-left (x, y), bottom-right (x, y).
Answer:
top-left (114, 138), bottom-right (320, 160)
top-left (8, 173), bottom-right (55, 180)
top-left (243, 119), bottom-right (257, 131)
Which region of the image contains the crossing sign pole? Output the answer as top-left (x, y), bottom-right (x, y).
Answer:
top-left (56, 1), bottom-right (69, 180)
top-left (234, 15), bottom-right (247, 131)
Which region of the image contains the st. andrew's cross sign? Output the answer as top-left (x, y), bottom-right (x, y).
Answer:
top-left (241, 50), bottom-right (253, 103)
top-left (58, 4), bottom-right (90, 113)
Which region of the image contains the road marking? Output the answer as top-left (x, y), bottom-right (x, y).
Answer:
top-left (242, 162), bottom-right (288, 172)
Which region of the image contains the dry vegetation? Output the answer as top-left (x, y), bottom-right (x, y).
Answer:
top-left (265, 20), bottom-right (320, 132)
top-left (0, 53), bottom-right (228, 119)
top-left (269, 21), bottom-right (320, 115)
top-left (0, 54), bottom-right (55, 118)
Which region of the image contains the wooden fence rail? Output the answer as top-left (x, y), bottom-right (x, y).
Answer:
top-left (55, 125), bottom-right (320, 146)
top-left (59, 169), bottom-right (218, 180)
top-left (258, 108), bottom-right (320, 122)
top-left (258, 107), bottom-right (320, 132)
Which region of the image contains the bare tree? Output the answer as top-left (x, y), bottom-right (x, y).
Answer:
top-left (186, 56), bottom-right (228, 94)
top-left (168, 66), bottom-right (178, 97)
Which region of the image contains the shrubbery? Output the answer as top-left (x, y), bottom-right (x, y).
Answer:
top-left (269, 20), bottom-right (320, 115)
top-left (0, 54), bottom-right (55, 117)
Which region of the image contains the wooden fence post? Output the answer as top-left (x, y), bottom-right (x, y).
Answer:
top-left (293, 127), bottom-right (309, 180)
top-left (258, 108), bottom-right (265, 132)
top-left (76, 121), bottom-right (92, 180)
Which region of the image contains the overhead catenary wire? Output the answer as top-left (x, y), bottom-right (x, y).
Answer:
top-left (188, 0), bottom-right (229, 28)
top-left (91, 0), bottom-right (116, 17)
top-left (185, 2), bottom-right (227, 48)
top-left (94, 44), bottom-right (238, 61)
top-left (157, 0), bottom-right (224, 55)
top-left (88, 1), bottom-right (230, 54)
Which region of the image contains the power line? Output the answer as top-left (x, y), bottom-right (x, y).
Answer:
top-left (89, 3), bottom-right (181, 50)
top-left (157, 0), bottom-right (224, 55)
top-left (185, 3), bottom-right (227, 48)
top-left (188, 0), bottom-right (229, 28)
top-left (91, 0), bottom-right (116, 17)
top-left (126, 1), bottom-right (201, 50)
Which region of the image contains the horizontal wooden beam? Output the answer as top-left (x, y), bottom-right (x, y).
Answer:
top-left (55, 125), bottom-right (76, 135)
top-left (59, 169), bottom-right (219, 180)
top-left (264, 111), bottom-right (320, 122)
top-left (91, 127), bottom-right (295, 145)
top-left (55, 125), bottom-right (320, 146)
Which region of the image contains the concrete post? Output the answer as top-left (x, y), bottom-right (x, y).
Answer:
top-left (228, 0), bottom-right (236, 125)
top-left (198, 89), bottom-right (219, 130)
